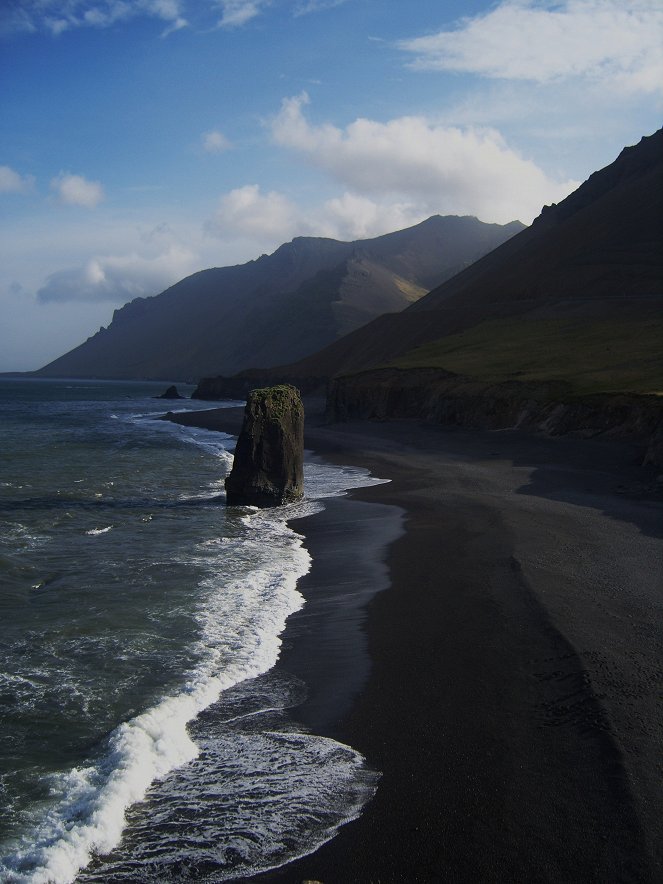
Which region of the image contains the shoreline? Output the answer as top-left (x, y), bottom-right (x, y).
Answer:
top-left (274, 493), bottom-right (404, 742)
top-left (163, 406), bottom-right (663, 883)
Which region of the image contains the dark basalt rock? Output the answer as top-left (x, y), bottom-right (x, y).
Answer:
top-left (157, 385), bottom-right (184, 399)
top-left (327, 368), bottom-right (663, 466)
top-left (225, 385), bottom-right (304, 507)
top-left (192, 376), bottom-right (257, 401)
top-left (192, 374), bottom-right (325, 400)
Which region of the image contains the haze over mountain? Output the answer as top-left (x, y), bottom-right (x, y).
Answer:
top-left (240, 129), bottom-right (662, 396)
top-left (36, 215), bottom-right (523, 381)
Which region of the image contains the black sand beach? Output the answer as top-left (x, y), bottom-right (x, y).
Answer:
top-left (163, 406), bottom-right (663, 883)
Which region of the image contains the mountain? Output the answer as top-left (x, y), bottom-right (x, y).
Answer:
top-left (242, 129), bottom-right (662, 392)
top-left (196, 130), bottom-right (662, 460)
top-left (35, 215), bottom-right (523, 381)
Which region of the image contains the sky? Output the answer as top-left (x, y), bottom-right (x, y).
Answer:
top-left (1, 0), bottom-right (661, 371)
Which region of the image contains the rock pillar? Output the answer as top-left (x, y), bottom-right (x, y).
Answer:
top-left (225, 385), bottom-right (304, 507)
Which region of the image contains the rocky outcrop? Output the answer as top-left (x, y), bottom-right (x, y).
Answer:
top-left (327, 368), bottom-right (663, 466)
top-left (192, 376), bottom-right (258, 401)
top-left (157, 385), bottom-right (184, 399)
top-left (225, 385), bottom-right (304, 507)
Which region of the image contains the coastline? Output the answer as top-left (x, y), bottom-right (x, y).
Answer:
top-left (162, 406), bottom-right (663, 883)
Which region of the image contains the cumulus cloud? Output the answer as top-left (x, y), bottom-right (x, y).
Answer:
top-left (207, 183), bottom-right (466, 247)
top-left (1, 0), bottom-right (188, 38)
top-left (399, 0), bottom-right (663, 95)
top-left (51, 172), bottom-right (105, 208)
top-left (208, 184), bottom-right (301, 239)
top-left (202, 129), bottom-right (231, 153)
top-left (36, 244), bottom-right (197, 303)
top-left (0, 165), bottom-right (35, 194)
top-left (320, 192), bottom-right (425, 240)
top-left (0, 207), bottom-right (271, 369)
top-left (270, 92), bottom-right (578, 224)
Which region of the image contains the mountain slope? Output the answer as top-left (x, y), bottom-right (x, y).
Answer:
top-left (36, 215), bottom-right (522, 381)
top-left (257, 129), bottom-right (662, 387)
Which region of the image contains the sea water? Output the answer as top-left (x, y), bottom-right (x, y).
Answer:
top-left (0, 378), bottom-right (383, 883)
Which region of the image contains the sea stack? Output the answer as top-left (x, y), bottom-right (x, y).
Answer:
top-left (157, 385), bottom-right (184, 399)
top-left (225, 385), bottom-right (304, 507)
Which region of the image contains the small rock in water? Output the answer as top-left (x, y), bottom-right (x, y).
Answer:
top-left (157, 385), bottom-right (184, 399)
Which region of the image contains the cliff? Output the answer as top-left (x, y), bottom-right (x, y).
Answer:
top-left (327, 369), bottom-right (663, 466)
top-left (191, 373), bottom-right (326, 401)
top-left (225, 385), bottom-right (304, 507)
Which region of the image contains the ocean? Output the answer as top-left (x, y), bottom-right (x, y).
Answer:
top-left (0, 377), bottom-right (385, 883)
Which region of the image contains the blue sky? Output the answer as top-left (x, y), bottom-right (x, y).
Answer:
top-left (1, 0), bottom-right (661, 371)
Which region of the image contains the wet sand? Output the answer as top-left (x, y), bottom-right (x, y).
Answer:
top-left (163, 406), bottom-right (663, 883)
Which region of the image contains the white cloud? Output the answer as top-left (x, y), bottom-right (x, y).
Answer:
top-left (1, 0), bottom-right (188, 37)
top-left (216, 1), bottom-right (267, 28)
top-left (320, 192), bottom-right (425, 240)
top-left (0, 0), bottom-right (351, 35)
top-left (208, 184), bottom-right (300, 239)
top-left (399, 0), bottom-right (663, 95)
top-left (202, 129), bottom-right (231, 153)
top-left (294, 0), bottom-right (349, 16)
top-left (0, 165), bottom-right (35, 194)
top-left (0, 5), bottom-right (36, 36)
top-left (0, 203), bottom-right (283, 370)
top-left (51, 172), bottom-right (105, 208)
top-left (206, 182), bottom-right (479, 248)
top-left (270, 93), bottom-right (579, 224)
top-left (36, 244), bottom-right (198, 303)
top-left (0, 207), bottom-right (258, 315)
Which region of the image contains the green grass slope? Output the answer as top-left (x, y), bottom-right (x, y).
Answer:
top-left (387, 317), bottom-right (663, 397)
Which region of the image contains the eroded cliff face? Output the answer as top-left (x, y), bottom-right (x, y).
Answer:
top-left (192, 375), bottom-right (325, 400)
top-left (327, 369), bottom-right (663, 466)
top-left (225, 385), bottom-right (304, 507)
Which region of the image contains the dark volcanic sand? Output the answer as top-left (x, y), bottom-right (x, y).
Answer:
top-left (162, 406), bottom-right (663, 883)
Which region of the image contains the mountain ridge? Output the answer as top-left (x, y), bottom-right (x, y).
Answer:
top-left (36, 214), bottom-right (523, 381)
top-left (232, 128), bottom-right (662, 385)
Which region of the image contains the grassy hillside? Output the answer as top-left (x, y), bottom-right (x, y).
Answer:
top-left (387, 317), bottom-right (663, 397)
top-left (266, 130), bottom-right (662, 391)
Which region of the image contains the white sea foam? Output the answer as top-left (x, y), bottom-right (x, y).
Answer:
top-left (84, 527), bottom-right (112, 536)
top-left (81, 728), bottom-right (379, 882)
top-left (3, 524), bottom-right (49, 552)
top-left (134, 412), bottom-right (236, 470)
top-left (0, 505), bottom-right (311, 884)
top-left (0, 412), bottom-right (386, 884)
top-left (303, 454), bottom-right (389, 500)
